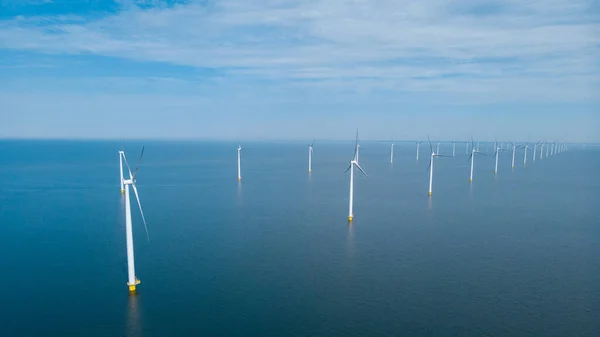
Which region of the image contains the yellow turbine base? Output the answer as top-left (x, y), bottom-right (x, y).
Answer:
top-left (238, 177), bottom-right (241, 181)
top-left (120, 189), bottom-right (124, 194)
top-left (469, 179), bottom-right (473, 183)
top-left (348, 216), bottom-right (353, 221)
top-left (308, 170), bottom-right (311, 173)
top-left (428, 191), bottom-right (432, 196)
top-left (127, 278), bottom-right (141, 292)
top-left (494, 172), bottom-right (497, 175)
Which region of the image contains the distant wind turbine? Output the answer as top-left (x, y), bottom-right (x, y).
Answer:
top-left (523, 142), bottom-right (529, 167)
top-left (237, 142), bottom-right (243, 181)
top-left (416, 141), bottom-right (422, 161)
top-left (493, 140), bottom-right (506, 175)
top-left (308, 140), bottom-right (315, 173)
top-left (469, 138), bottom-right (486, 182)
top-left (346, 130), bottom-right (367, 222)
top-left (427, 135), bottom-right (450, 196)
top-left (452, 141), bottom-right (456, 157)
top-left (511, 142), bottom-right (517, 169)
top-left (390, 141), bottom-right (394, 164)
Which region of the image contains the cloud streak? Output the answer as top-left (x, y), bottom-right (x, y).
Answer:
top-left (0, 0), bottom-right (598, 102)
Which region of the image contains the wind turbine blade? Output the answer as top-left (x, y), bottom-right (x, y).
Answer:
top-left (435, 154), bottom-right (453, 157)
top-left (344, 164), bottom-right (352, 173)
top-left (353, 129), bottom-right (359, 160)
top-left (311, 139), bottom-right (316, 147)
top-left (132, 146), bottom-right (145, 181)
top-left (427, 135), bottom-right (433, 153)
top-left (122, 154), bottom-right (134, 179)
top-left (355, 162), bottom-right (368, 177)
top-left (475, 151), bottom-right (487, 156)
top-left (467, 153), bottom-right (473, 162)
top-left (132, 183), bottom-right (149, 242)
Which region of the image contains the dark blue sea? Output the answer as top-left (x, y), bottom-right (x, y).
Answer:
top-left (1, 140), bottom-right (598, 336)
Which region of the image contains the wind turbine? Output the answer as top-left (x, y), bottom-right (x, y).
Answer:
top-left (237, 142), bottom-right (243, 181)
top-left (532, 142), bottom-right (538, 162)
top-left (452, 141), bottom-right (456, 157)
top-left (511, 142), bottom-right (517, 168)
top-left (546, 142), bottom-right (549, 158)
top-left (308, 140), bottom-right (315, 173)
top-left (427, 136), bottom-right (450, 196)
top-left (493, 139), bottom-right (505, 175)
top-left (523, 142), bottom-right (529, 166)
top-left (390, 141), bottom-right (394, 164)
top-left (540, 142), bottom-right (544, 160)
top-left (346, 130), bottom-right (367, 222)
top-left (469, 138), bottom-right (486, 182)
top-left (466, 142), bottom-right (469, 155)
top-left (121, 147), bottom-right (149, 293)
top-left (436, 139), bottom-right (440, 154)
top-left (416, 141), bottom-right (422, 161)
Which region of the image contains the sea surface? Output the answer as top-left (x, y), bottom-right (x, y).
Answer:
top-left (0, 140), bottom-right (598, 337)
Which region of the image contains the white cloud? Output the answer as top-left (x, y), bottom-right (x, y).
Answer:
top-left (0, 0), bottom-right (598, 102)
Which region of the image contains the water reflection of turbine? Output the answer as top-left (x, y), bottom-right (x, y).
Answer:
top-left (126, 294), bottom-right (141, 337)
top-left (346, 222), bottom-right (354, 260)
top-left (236, 180), bottom-right (243, 206)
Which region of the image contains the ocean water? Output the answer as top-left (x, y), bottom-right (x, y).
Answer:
top-left (0, 140), bottom-right (598, 336)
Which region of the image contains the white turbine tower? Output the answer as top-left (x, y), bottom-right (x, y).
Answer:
top-left (436, 139), bottom-right (440, 154)
top-left (452, 141), bottom-right (456, 157)
top-left (237, 142), bottom-right (242, 181)
top-left (532, 142), bottom-right (538, 162)
top-left (390, 141), bottom-right (394, 164)
top-left (511, 142), bottom-right (517, 168)
top-left (540, 142), bottom-right (544, 160)
top-left (523, 142), bottom-right (529, 167)
top-left (469, 138), bottom-right (486, 182)
top-left (466, 142), bottom-right (469, 154)
top-left (427, 136), bottom-right (450, 196)
top-left (416, 141), bottom-right (421, 161)
top-left (121, 147), bottom-right (149, 293)
top-left (346, 130), bottom-right (367, 222)
top-left (493, 140), bottom-right (505, 175)
top-left (308, 140), bottom-right (315, 173)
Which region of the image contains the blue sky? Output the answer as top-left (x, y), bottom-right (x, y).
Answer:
top-left (1, 0), bottom-right (598, 141)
